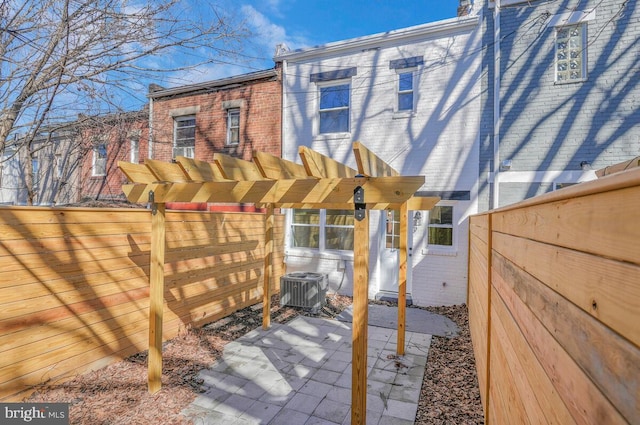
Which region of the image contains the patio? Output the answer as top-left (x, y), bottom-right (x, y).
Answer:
top-left (182, 315), bottom-right (432, 425)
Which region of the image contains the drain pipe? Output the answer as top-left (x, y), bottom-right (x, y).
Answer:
top-left (148, 96), bottom-right (154, 160)
top-left (492, 0), bottom-right (501, 209)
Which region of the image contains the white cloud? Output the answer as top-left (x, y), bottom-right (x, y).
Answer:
top-left (241, 4), bottom-right (310, 53)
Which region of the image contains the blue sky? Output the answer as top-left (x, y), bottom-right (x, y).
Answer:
top-left (172, 0), bottom-right (460, 85)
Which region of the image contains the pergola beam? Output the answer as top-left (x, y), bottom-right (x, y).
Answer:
top-left (353, 141), bottom-right (399, 177)
top-left (144, 159), bottom-right (192, 182)
top-left (299, 146), bottom-right (359, 178)
top-left (121, 176), bottom-right (425, 205)
top-left (254, 150), bottom-right (312, 180)
top-left (214, 153), bottom-right (270, 181)
top-left (175, 156), bottom-right (231, 182)
top-left (118, 161), bottom-right (161, 184)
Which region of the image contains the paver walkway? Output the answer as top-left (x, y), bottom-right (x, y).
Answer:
top-left (182, 315), bottom-right (431, 424)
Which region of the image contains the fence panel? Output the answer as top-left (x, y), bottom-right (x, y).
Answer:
top-left (0, 207), bottom-right (285, 401)
top-left (468, 168), bottom-right (640, 425)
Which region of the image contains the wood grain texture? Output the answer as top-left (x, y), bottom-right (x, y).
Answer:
top-left (351, 211), bottom-right (369, 425)
top-left (493, 231), bottom-right (640, 349)
top-left (492, 258), bottom-right (628, 425)
top-left (491, 293), bottom-right (575, 425)
top-left (493, 252), bottom-right (639, 424)
top-left (397, 202), bottom-right (408, 355)
top-left (0, 207), bottom-right (285, 401)
top-left (492, 185), bottom-right (640, 266)
top-left (468, 171), bottom-right (640, 425)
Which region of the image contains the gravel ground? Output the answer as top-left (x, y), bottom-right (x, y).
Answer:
top-left (27, 295), bottom-right (483, 424)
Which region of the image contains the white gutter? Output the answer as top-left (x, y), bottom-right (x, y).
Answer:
top-left (492, 0), bottom-right (501, 209)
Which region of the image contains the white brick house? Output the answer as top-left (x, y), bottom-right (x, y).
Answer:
top-left (275, 10), bottom-right (482, 306)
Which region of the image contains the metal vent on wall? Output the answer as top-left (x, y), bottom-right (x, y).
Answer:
top-left (280, 272), bottom-right (328, 313)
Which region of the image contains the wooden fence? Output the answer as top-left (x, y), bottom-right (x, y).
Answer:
top-left (468, 168), bottom-right (640, 425)
top-left (0, 206), bottom-right (285, 401)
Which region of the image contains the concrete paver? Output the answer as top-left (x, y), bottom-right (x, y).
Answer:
top-left (183, 316), bottom-right (431, 424)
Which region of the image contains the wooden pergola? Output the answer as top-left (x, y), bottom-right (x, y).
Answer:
top-left (118, 142), bottom-right (439, 425)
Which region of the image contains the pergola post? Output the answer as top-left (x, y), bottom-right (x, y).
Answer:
top-left (352, 189), bottom-right (369, 425)
top-left (262, 204), bottom-right (274, 329)
top-left (397, 201), bottom-right (409, 355)
top-left (148, 199), bottom-right (166, 394)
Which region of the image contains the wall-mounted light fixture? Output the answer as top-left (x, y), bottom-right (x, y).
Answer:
top-left (500, 159), bottom-right (512, 171)
top-left (412, 211), bottom-right (422, 233)
top-left (580, 161), bottom-right (592, 170)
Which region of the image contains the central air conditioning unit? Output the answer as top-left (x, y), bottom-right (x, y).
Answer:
top-left (280, 272), bottom-right (328, 313)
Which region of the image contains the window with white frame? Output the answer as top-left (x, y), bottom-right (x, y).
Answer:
top-left (319, 83), bottom-right (350, 134)
top-left (55, 154), bottom-right (63, 179)
top-left (92, 144), bottom-right (107, 176)
top-left (291, 209), bottom-right (354, 251)
top-left (173, 115), bottom-right (195, 158)
top-left (130, 138), bottom-right (139, 163)
top-left (226, 108), bottom-right (240, 145)
top-left (32, 158), bottom-right (40, 191)
top-left (385, 210), bottom-right (400, 249)
top-left (427, 205), bottom-right (454, 246)
top-left (397, 71), bottom-right (414, 111)
top-left (556, 23), bottom-right (587, 82)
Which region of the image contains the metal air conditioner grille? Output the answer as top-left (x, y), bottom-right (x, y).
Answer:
top-left (280, 272), bottom-right (327, 313)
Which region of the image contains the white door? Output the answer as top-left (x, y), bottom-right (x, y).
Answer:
top-left (378, 210), bottom-right (422, 298)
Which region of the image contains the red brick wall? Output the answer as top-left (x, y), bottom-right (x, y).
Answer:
top-left (80, 117), bottom-right (149, 201)
top-left (151, 74), bottom-right (282, 163)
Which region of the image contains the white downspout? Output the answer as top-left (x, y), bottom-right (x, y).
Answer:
top-left (148, 97), bottom-right (154, 159)
top-left (492, 0), bottom-right (501, 209)
top-left (280, 58), bottom-right (291, 266)
top-left (281, 59), bottom-right (287, 161)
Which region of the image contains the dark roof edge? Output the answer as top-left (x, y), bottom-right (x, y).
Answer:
top-left (148, 68), bottom-right (278, 99)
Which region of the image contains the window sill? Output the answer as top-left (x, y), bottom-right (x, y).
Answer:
top-left (313, 132), bottom-right (351, 141)
top-left (422, 248), bottom-right (457, 257)
top-left (286, 248), bottom-right (354, 261)
top-left (393, 111), bottom-right (415, 119)
top-left (554, 78), bottom-right (587, 85)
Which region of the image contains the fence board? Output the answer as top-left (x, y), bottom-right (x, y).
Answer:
top-left (489, 315), bottom-right (531, 425)
top-left (494, 251), bottom-right (639, 423)
top-left (492, 258), bottom-right (627, 425)
top-left (493, 231), bottom-right (640, 349)
top-left (491, 288), bottom-right (574, 425)
top-left (492, 185), bottom-right (640, 267)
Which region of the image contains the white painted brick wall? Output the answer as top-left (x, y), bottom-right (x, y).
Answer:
top-left (281, 18), bottom-right (482, 306)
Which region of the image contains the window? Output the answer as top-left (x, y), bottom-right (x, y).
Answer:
top-left (385, 210), bottom-right (400, 249)
top-left (325, 209), bottom-right (354, 250)
top-left (292, 209), bottom-right (320, 249)
top-left (556, 23), bottom-right (586, 82)
top-left (227, 108), bottom-right (240, 145)
top-left (173, 115), bottom-right (195, 158)
top-left (428, 206), bottom-right (453, 246)
top-left (291, 209), bottom-right (354, 251)
top-left (55, 154), bottom-right (63, 179)
top-left (319, 83), bottom-right (350, 134)
top-left (397, 71), bottom-right (414, 111)
top-left (130, 138), bottom-right (139, 163)
top-left (32, 158), bottom-right (40, 190)
top-left (92, 144), bottom-right (107, 176)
